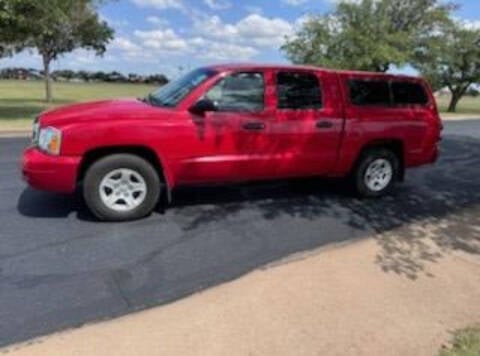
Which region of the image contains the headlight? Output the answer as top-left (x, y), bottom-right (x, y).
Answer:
top-left (38, 127), bottom-right (62, 155)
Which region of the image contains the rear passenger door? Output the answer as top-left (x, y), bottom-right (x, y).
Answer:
top-left (273, 70), bottom-right (344, 177)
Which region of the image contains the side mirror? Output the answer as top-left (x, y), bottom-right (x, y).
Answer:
top-left (189, 99), bottom-right (218, 115)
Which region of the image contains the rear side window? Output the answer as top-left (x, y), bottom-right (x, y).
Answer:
top-left (205, 72), bottom-right (265, 112)
top-left (349, 80), bottom-right (391, 106)
top-left (277, 72), bottom-right (322, 110)
top-left (391, 81), bottom-right (429, 105)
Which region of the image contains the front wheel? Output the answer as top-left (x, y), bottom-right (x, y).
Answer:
top-left (83, 154), bottom-right (161, 221)
top-left (353, 149), bottom-right (399, 198)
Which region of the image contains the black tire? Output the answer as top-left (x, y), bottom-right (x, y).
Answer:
top-left (352, 148), bottom-right (400, 198)
top-left (83, 154), bottom-right (161, 221)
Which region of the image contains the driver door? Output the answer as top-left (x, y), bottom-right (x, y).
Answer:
top-left (177, 71), bottom-right (277, 184)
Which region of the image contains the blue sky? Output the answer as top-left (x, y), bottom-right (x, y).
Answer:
top-left (2, 0), bottom-right (479, 78)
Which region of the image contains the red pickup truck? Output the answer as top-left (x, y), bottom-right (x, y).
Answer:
top-left (22, 64), bottom-right (442, 221)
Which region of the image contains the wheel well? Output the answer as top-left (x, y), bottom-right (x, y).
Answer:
top-left (357, 140), bottom-right (405, 181)
top-left (78, 146), bottom-right (165, 184)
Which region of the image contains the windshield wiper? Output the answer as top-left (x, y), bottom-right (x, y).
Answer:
top-left (147, 94), bottom-right (173, 108)
top-left (139, 94), bottom-right (160, 106)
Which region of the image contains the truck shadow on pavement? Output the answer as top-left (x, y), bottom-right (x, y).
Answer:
top-left (17, 189), bottom-right (90, 219)
top-left (160, 135), bottom-right (480, 280)
top-left (17, 136), bottom-right (480, 281)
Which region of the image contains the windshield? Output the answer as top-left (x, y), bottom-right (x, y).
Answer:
top-left (145, 68), bottom-right (217, 108)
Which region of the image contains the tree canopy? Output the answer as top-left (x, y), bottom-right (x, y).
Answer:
top-left (282, 0), bottom-right (454, 72)
top-left (0, 0), bottom-right (33, 56)
top-left (413, 22), bottom-right (480, 112)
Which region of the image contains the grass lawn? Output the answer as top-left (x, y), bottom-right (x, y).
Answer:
top-left (439, 325), bottom-right (480, 356)
top-left (0, 79), bottom-right (479, 130)
top-left (436, 95), bottom-right (480, 115)
top-left (0, 79), bottom-right (156, 130)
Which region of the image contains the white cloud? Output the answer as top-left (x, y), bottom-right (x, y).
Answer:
top-left (322, 0), bottom-right (362, 3)
top-left (129, 25), bottom-right (259, 62)
top-left (204, 0), bottom-right (231, 10)
top-left (294, 14), bottom-right (314, 29)
top-left (146, 16), bottom-right (169, 27)
top-left (236, 14), bottom-right (293, 47)
top-left (198, 42), bottom-right (258, 61)
top-left (194, 14), bottom-right (293, 49)
top-left (282, 0), bottom-right (308, 6)
top-left (194, 16), bottom-right (238, 39)
top-left (110, 37), bottom-right (142, 53)
top-left (459, 19), bottom-right (480, 30)
top-left (135, 29), bottom-right (189, 52)
top-left (130, 0), bottom-right (183, 10)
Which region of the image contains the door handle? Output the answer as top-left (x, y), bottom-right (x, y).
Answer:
top-left (242, 122), bottom-right (266, 131)
top-left (316, 120), bottom-right (334, 129)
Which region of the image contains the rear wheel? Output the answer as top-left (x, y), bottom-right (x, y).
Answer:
top-left (83, 154), bottom-right (161, 221)
top-left (353, 148), bottom-right (399, 198)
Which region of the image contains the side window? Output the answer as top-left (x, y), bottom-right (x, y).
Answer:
top-left (349, 80), bottom-right (391, 106)
top-left (276, 72), bottom-right (322, 109)
top-left (391, 81), bottom-right (429, 106)
top-left (205, 72), bottom-right (265, 112)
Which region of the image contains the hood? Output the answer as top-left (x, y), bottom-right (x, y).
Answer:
top-left (39, 98), bottom-right (172, 128)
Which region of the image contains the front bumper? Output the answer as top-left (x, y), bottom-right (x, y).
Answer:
top-left (22, 147), bottom-right (81, 193)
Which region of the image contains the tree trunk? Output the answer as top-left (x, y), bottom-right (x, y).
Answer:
top-left (447, 93), bottom-right (461, 113)
top-left (42, 54), bottom-right (52, 103)
top-left (447, 85), bottom-right (471, 113)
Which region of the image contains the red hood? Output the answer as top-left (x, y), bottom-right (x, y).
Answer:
top-left (39, 98), bottom-right (173, 127)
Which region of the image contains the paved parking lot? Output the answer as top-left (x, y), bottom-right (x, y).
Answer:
top-left (0, 120), bottom-right (479, 347)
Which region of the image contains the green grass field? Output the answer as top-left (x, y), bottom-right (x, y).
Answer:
top-left (0, 79), bottom-right (478, 130)
top-left (436, 95), bottom-right (480, 115)
top-left (0, 80), bottom-right (156, 129)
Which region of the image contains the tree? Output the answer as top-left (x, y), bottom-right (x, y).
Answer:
top-left (0, 0), bottom-right (114, 102)
top-left (145, 74), bottom-right (169, 85)
top-left (413, 22), bottom-right (480, 112)
top-left (0, 0), bottom-right (33, 57)
top-left (282, 0), bottom-right (454, 72)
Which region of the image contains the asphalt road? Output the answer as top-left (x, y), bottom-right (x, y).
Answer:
top-left (1, 120), bottom-right (480, 347)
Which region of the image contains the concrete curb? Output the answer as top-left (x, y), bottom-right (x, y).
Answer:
top-left (441, 115), bottom-right (480, 121)
top-left (0, 131), bottom-right (31, 138)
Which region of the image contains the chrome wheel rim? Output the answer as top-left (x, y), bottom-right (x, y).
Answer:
top-left (99, 168), bottom-right (147, 212)
top-left (364, 158), bottom-right (393, 192)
